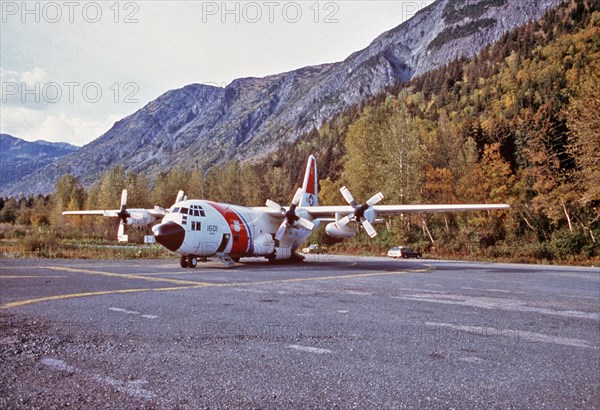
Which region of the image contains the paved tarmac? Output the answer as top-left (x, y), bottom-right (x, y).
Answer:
top-left (1, 256), bottom-right (599, 408)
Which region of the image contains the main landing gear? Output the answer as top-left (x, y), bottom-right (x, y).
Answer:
top-left (180, 255), bottom-right (198, 268)
top-left (181, 255), bottom-right (237, 268)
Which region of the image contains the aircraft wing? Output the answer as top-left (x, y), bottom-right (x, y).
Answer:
top-left (373, 204), bottom-right (511, 215)
top-left (62, 208), bottom-right (167, 218)
top-left (61, 189), bottom-right (172, 242)
top-left (301, 204), bottom-right (510, 219)
top-left (151, 206), bottom-right (168, 217)
top-left (62, 210), bottom-right (118, 217)
top-left (255, 204), bottom-right (509, 220)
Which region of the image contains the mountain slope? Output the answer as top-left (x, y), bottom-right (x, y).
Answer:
top-left (2, 0), bottom-right (563, 195)
top-left (0, 134), bottom-right (79, 191)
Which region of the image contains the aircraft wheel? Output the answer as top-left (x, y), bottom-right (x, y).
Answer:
top-left (189, 256), bottom-right (198, 269)
top-left (231, 256), bottom-right (240, 263)
top-left (180, 256), bottom-right (189, 269)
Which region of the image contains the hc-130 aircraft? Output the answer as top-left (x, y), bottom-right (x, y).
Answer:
top-left (63, 156), bottom-right (509, 267)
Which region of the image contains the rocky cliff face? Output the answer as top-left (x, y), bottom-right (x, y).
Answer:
top-left (2, 0), bottom-right (563, 195)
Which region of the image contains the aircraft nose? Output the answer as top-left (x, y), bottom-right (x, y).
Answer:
top-left (153, 222), bottom-right (185, 252)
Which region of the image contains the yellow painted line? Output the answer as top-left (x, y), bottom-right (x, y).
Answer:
top-left (0, 275), bottom-right (66, 279)
top-left (273, 268), bottom-right (431, 284)
top-left (2, 266), bottom-right (433, 309)
top-left (0, 266), bottom-right (50, 269)
top-left (45, 266), bottom-right (212, 286)
top-left (1, 285), bottom-right (207, 309)
top-left (216, 267), bottom-right (432, 288)
top-left (131, 271), bottom-right (216, 277)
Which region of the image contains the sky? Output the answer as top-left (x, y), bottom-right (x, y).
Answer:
top-left (1, 1), bottom-right (433, 146)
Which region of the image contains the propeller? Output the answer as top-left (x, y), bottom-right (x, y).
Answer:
top-left (337, 186), bottom-right (384, 238)
top-left (266, 188), bottom-right (315, 241)
top-left (115, 190), bottom-right (130, 241)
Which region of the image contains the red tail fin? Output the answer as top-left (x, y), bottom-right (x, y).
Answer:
top-left (300, 155), bottom-right (318, 206)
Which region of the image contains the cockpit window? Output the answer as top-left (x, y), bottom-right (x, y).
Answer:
top-left (172, 207), bottom-right (180, 214)
top-left (181, 207), bottom-right (189, 215)
top-left (189, 205), bottom-right (206, 217)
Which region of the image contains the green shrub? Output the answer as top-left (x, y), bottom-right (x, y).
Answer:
top-left (550, 228), bottom-right (590, 259)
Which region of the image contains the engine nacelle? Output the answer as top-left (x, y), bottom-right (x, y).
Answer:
top-left (273, 247), bottom-right (292, 260)
top-left (126, 210), bottom-right (156, 226)
top-left (253, 233), bottom-right (275, 256)
top-left (326, 222), bottom-right (357, 239)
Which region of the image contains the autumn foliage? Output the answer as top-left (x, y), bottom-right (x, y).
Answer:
top-left (2, 0), bottom-right (598, 263)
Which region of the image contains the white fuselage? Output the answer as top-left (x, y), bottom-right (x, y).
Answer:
top-left (153, 200), bottom-right (316, 260)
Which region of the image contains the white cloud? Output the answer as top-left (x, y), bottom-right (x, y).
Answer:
top-left (0, 68), bottom-right (20, 81)
top-left (1, 67), bottom-right (51, 110)
top-left (1, 67), bottom-right (126, 144)
top-left (0, 106), bottom-right (119, 146)
top-left (39, 112), bottom-right (118, 145)
top-left (20, 67), bottom-right (49, 84)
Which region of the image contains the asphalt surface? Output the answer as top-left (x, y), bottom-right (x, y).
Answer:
top-left (1, 255), bottom-right (599, 409)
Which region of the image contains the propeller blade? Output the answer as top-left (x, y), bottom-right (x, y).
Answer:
top-left (275, 221), bottom-right (288, 241)
top-left (337, 215), bottom-right (353, 228)
top-left (272, 188), bottom-right (315, 240)
top-left (266, 200), bottom-right (284, 213)
top-left (176, 190), bottom-right (185, 203)
top-left (292, 188), bottom-right (303, 207)
top-left (340, 186), bottom-right (356, 207)
top-left (361, 220), bottom-right (378, 238)
top-left (366, 192), bottom-right (384, 207)
top-left (297, 217), bottom-right (315, 231)
top-left (117, 190), bottom-right (130, 222)
top-left (117, 221), bottom-right (129, 242)
top-left (337, 186), bottom-right (382, 239)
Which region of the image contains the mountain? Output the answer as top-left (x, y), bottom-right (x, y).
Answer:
top-left (0, 134), bottom-right (79, 193)
top-left (1, 0), bottom-right (563, 195)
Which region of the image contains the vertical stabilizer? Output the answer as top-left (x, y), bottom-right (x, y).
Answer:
top-left (300, 155), bottom-right (318, 207)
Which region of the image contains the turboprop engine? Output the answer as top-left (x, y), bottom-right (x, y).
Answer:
top-left (325, 222), bottom-right (357, 239)
top-left (266, 188), bottom-right (315, 241)
top-left (325, 187), bottom-right (383, 240)
top-left (124, 210), bottom-right (155, 226)
top-left (113, 190), bottom-right (159, 241)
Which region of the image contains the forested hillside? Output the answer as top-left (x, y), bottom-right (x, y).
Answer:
top-left (2, 0), bottom-right (597, 262)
